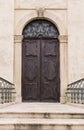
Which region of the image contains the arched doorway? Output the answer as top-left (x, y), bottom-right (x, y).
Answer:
top-left (22, 19), bottom-right (60, 102)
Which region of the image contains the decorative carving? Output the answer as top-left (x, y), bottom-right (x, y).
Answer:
top-left (23, 20), bottom-right (59, 38)
top-left (25, 60), bottom-right (37, 81)
top-left (44, 60), bottom-right (56, 80)
top-left (25, 41), bottom-right (37, 56)
top-left (37, 8), bottom-right (45, 17)
top-left (44, 41), bottom-right (56, 56)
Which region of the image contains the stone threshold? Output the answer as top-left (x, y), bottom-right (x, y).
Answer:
top-left (0, 103), bottom-right (84, 114)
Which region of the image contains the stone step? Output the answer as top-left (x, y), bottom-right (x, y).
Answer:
top-left (0, 118), bottom-right (84, 130)
top-left (0, 103), bottom-right (84, 119)
top-left (0, 111), bottom-right (84, 119)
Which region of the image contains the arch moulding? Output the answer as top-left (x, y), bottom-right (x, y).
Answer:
top-left (15, 10), bottom-right (66, 36)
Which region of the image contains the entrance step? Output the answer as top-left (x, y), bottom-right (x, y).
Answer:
top-left (0, 103), bottom-right (84, 119)
top-left (0, 110), bottom-right (84, 119)
top-left (0, 103), bottom-right (84, 130)
top-left (0, 118), bottom-right (84, 130)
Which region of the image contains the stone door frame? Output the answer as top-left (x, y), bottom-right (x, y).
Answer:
top-left (14, 17), bottom-right (68, 103)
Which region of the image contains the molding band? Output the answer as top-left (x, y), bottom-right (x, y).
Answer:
top-left (14, 35), bottom-right (68, 44)
top-left (59, 35), bottom-right (68, 43)
top-left (14, 35), bottom-right (23, 43)
top-left (15, 8), bottom-right (67, 11)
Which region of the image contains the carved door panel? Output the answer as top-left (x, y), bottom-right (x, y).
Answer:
top-left (41, 39), bottom-right (60, 102)
top-left (22, 39), bottom-right (60, 102)
top-left (22, 39), bottom-right (40, 101)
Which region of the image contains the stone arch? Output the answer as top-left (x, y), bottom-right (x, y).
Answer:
top-left (15, 11), bottom-right (66, 36)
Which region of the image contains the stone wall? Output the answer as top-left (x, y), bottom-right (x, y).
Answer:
top-left (0, 0), bottom-right (14, 82)
top-left (15, 0), bottom-right (67, 9)
top-left (68, 0), bottom-right (84, 83)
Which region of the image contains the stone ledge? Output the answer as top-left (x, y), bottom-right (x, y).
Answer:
top-left (0, 103), bottom-right (84, 114)
top-left (0, 118), bottom-right (83, 125)
top-left (0, 102), bottom-right (16, 109)
top-left (67, 103), bottom-right (84, 109)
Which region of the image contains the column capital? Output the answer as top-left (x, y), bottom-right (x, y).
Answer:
top-left (58, 35), bottom-right (68, 43)
top-left (14, 35), bottom-right (23, 43)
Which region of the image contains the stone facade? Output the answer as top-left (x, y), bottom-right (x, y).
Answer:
top-left (0, 0), bottom-right (14, 82)
top-left (68, 0), bottom-right (84, 82)
top-left (0, 0), bottom-right (84, 103)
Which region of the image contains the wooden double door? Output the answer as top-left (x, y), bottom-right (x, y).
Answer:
top-left (22, 38), bottom-right (60, 102)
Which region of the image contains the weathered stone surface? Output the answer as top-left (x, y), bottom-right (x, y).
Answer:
top-left (68, 0), bottom-right (84, 83)
top-left (0, 0), bottom-right (14, 82)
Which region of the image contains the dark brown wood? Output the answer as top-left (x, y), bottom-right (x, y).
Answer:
top-left (22, 39), bottom-right (60, 102)
top-left (40, 39), bottom-right (60, 102)
top-left (22, 39), bottom-right (40, 101)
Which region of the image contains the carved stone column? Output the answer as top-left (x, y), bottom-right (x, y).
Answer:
top-left (14, 35), bottom-right (23, 103)
top-left (59, 35), bottom-right (68, 103)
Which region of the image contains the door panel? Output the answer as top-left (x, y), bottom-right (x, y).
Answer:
top-left (22, 39), bottom-right (40, 101)
top-left (44, 60), bottom-right (56, 80)
top-left (22, 39), bottom-right (60, 102)
top-left (41, 39), bottom-right (60, 101)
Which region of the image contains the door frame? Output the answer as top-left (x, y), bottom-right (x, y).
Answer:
top-left (14, 35), bottom-right (68, 103)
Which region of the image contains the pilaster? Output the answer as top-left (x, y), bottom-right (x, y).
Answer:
top-left (14, 35), bottom-right (23, 103)
top-left (59, 35), bottom-right (68, 103)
